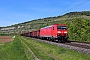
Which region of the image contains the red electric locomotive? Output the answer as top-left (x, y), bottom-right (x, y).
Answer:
top-left (40, 24), bottom-right (68, 42)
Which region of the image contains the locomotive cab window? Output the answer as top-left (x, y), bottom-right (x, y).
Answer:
top-left (52, 27), bottom-right (54, 30)
top-left (57, 26), bottom-right (67, 30)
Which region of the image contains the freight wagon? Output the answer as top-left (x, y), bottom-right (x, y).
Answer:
top-left (31, 30), bottom-right (40, 38)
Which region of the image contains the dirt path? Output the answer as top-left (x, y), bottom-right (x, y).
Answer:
top-left (0, 36), bottom-right (14, 42)
top-left (19, 37), bottom-right (40, 60)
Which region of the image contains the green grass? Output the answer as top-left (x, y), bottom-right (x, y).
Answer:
top-left (21, 36), bottom-right (90, 60)
top-left (0, 36), bottom-right (34, 60)
top-left (20, 36), bottom-right (54, 60)
top-left (21, 39), bottom-right (34, 60)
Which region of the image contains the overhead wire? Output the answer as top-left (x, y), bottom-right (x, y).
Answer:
top-left (42, 0), bottom-right (77, 17)
top-left (60, 0), bottom-right (90, 15)
top-left (42, 0), bottom-right (90, 18)
top-left (42, 0), bottom-right (60, 17)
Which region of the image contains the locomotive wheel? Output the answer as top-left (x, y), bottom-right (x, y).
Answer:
top-left (51, 38), bottom-right (54, 42)
top-left (58, 39), bottom-right (61, 43)
top-left (58, 39), bottom-right (64, 43)
top-left (48, 37), bottom-right (51, 41)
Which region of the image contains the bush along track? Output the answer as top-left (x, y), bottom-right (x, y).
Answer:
top-left (20, 36), bottom-right (90, 60)
top-left (0, 36), bottom-right (31, 60)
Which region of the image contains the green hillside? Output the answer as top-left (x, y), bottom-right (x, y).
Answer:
top-left (0, 11), bottom-right (90, 42)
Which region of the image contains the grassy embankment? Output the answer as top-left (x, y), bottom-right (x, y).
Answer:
top-left (20, 36), bottom-right (90, 60)
top-left (19, 36), bottom-right (55, 60)
top-left (0, 36), bottom-right (34, 60)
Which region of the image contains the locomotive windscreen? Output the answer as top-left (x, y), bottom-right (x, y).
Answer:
top-left (57, 26), bottom-right (67, 30)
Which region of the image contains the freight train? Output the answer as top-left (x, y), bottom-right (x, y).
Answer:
top-left (20, 24), bottom-right (69, 42)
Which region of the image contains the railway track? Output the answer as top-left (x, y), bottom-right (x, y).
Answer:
top-left (71, 42), bottom-right (90, 46)
top-left (30, 37), bottom-right (90, 54)
top-left (67, 42), bottom-right (90, 49)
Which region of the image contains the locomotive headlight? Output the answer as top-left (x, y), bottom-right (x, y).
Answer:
top-left (58, 31), bottom-right (61, 33)
top-left (64, 31), bottom-right (67, 33)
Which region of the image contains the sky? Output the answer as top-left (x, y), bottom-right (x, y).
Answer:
top-left (0, 0), bottom-right (90, 27)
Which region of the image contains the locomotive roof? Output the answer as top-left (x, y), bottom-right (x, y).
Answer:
top-left (41, 25), bottom-right (52, 29)
top-left (41, 24), bottom-right (66, 29)
top-left (53, 24), bottom-right (66, 26)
